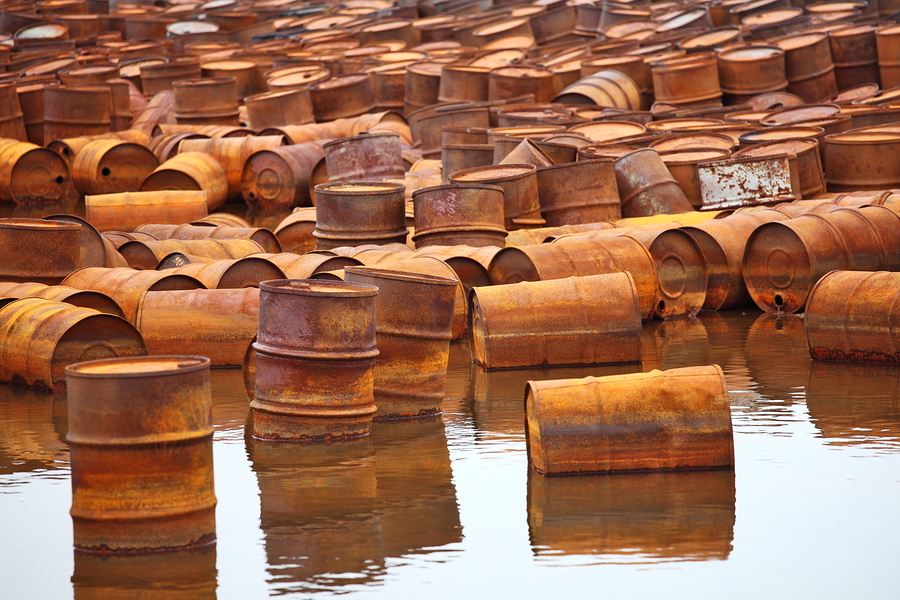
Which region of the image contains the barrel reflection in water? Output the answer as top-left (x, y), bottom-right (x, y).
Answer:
top-left (527, 469), bottom-right (736, 562)
top-left (0, 384), bottom-right (68, 478)
top-left (248, 417), bottom-right (461, 595)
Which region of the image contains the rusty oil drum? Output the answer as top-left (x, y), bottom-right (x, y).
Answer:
top-left (716, 44), bottom-right (787, 104)
top-left (134, 223), bottom-right (279, 254)
top-left (71, 139), bottom-right (159, 196)
top-left (470, 272), bottom-right (642, 369)
top-left (140, 152), bottom-right (229, 211)
top-left (172, 77), bottom-right (240, 126)
top-left (312, 181), bottom-right (408, 250)
top-left (249, 279), bottom-right (379, 441)
top-left (614, 148), bottom-right (694, 217)
top-left (650, 53), bottom-right (722, 106)
top-left (411, 183), bottom-right (508, 248)
top-left (0, 218), bottom-right (82, 285)
top-left (0, 281), bottom-right (123, 317)
top-left (0, 139), bottom-right (77, 205)
top-left (43, 85), bottom-right (112, 141)
top-left (117, 239), bottom-right (265, 271)
top-left (772, 32), bottom-right (837, 103)
top-left (448, 163), bottom-right (545, 230)
top-left (805, 270), bottom-right (900, 365)
top-left (525, 365), bottom-right (733, 475)
top-left (536, 159), bottom-right (621, 226)
top-left (161, 257), bottom-right (286, 290)
top-left (823, 130), bottom-right (900, 192)
top-left (0, 297), bottom-right (146, 391)
top-left (66, 355), bottom-right (216, 552)
top-left (241, 141), bottom-right (325, 211)
top-left (85, 191), bottom-right (209, 233)
top-left (272, 209), bottom-right (318, 255)
top-left (178, 135), bottom-right (287, 202)
top-left (323, 132), bottom-right (405, 184)
top-left (344, 267), bottom-right (457, 420)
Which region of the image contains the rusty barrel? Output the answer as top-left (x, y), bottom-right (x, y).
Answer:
top-left (66, 355), bottom-right (216, 552)
top-left (614, 148), bottom-right (694, 217)
top-left (439, 65), bottom-right (490, 104)
top-left (404, 61), bottom-right (443, 116)
top-left (876, 24), bottom-right (900, 90)
top-left (0, 80), bottom-right (26, 141)
top-left (0, 139), bottom-right (77, 205)
top-left (117, 239), bottom-right (264, 271)
top-left (411, 183), bottom-right (507, 248)
top-left (681, 209), bottom-right (788, 310)
top-left (0, 298), bottom-right (146, 391)
top-left (716, 45), bottom-right (787, 104)
top-left (253, 252), bottom-right (362, 280)
top-left (824, 130), bottom-right (900, 192)
top-left (139, 57), bottom-right (202, 97)
top-left (488, 66), bottom-right (555, 103)
top-left (72, 139), bottom-right (159, 196)
top-left (442, 143), bottom-right (495, 179)
top-left (312, 181), bottom-right (408, 250)
top-left (525, 365), bottom-right (734, 474)
top-left (62, 267), bottom-right (204, 324)
top-left (344, 267), bottom-right (456, 420)
top-left (829, 24), bottom-right (880, 91)
top-left (200, 60), bottom-right (260, 100)
top-left (651, 53), bottom-right (723, 106)
top-left (85, 191), bottom-right (208, 233)
top-left (470, 273), bottom-right (642, 369)
top-left (309, 74), bottom-right (375, 122)
top-left (162, 258), bottom-right (285, 289)
top-left (18, 80), bottom-right (56, 146)
top-left (179, 135), bottom-right (286, 202)
top-left (44, 85), bottom-right (111, 141)
top-left (135, 288), bottom-right (258, 366)
top-left (742, 206), bottom-right (900, 312)
top-left (733, 138), bottom-right (825, 200)
top-left (250, 279), bottom-right (379, 441)
top-left (448, 163), bottom-right (545, 230)
top-left (147, 132), bottom-right (208, 163)
top-left (0, 218), bottom-right (82, 284)
top-left (660, 148), bottom-right (733, 209)
top-left (272, 209), bottom-right (318, 255)
top-left (805, 270), bottom-right (900, 364)
top-left (140, 152), bottom-right (228, 210)
top-left (323, 133), bottom-right (404, 183)
top-left (135, 223), bottom-right (279, 254)
top-left (244, 88), bottom-right (314, 130)
top-left (773, 32), bottom-right (837, 103)
top-left (172, 77), bottom-right (240, 126)
top-left (0, 281), bottom-right (123, 317)
top-left (489, 235), bottom-right (659, 319)
top-left (536, 159), bottom-right (621, 226)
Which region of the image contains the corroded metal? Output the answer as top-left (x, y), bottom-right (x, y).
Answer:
top-left (241, 142), bottom-right (326, 210)
top-left (172, 77), bottom-right (239, 126)
top-left (85, 191), bottom-right (208, 233)
top-left (324, 132), bottom-right (405, 183)
top-left (312, 181), bottom-right (408, 250)
top-left (413, 245), bottom-right (500, 289)
top-left (0, 281), bottom-right (124, 317)
top-left (345, 267), bottom-right (456, 420)
top-left (716, 45), bottom-right (787, 103)
top-left (824, 130), bottom-right (900, 192)
top-left (0, 218), bottom-right (82, 285)
top-left (62, 267), bottom-right (204, 324)
top-left (179, 135), bottom-right (287, 202)
top-left (135, 223), bottom-right (280, 254)
top-left (733, 138), bottom-right (825, 200)
top-left (525, 365), bottom-right (734, 474)
top-left (44, 213), bottom-right (130, 269)
top-left (829, 23), bottom-right (880, 91)
top-left (163, 257), bottom-right (286, 289)
top-left (470, 273), bottom-right (642, 369)
top-left (614, 148), bottom-right (694, 217)
top-left (0, 298), bottom-right (146, 391)
top-left (272, 208), bottom-right (318, 255)
top-left (651, 53), bottom-right (722, 106)
top-left (698, 154), bottom-right (794, 210)
top-left (118, 239), bottom-right (265, 271)
top-left (773, 32), bottom-right (837, 103)
top-left (537, 159), bottom-right (620, 226)
top-left (309, 74), bottom-right (375, 122)
top-left (43, 85), bottom-right (111, 140)
top-left (140, 152), bottom-right (228, 211)
top-left (0, 139), bottom-right (77, 205)
top-left (660, 148), bottom-right (732, 209)
top-left (136, 288), bottom-right (259, 366)
top-left (411, 183), bottom-right (507, 248)
top-left (66, 355), bottom-right (216, 552)
top-left (250, 279), bottom-right (379, 442)
top-left (252, 252), bottom-right (362, 279)
top-left (71, 139), bottom-right (159, 196)
top-left (448, 163), bottom-right (544, 229)
top-left (504, 222), bottom-right (617, 246)
top-left (245, 88), bottom-right (314, 130)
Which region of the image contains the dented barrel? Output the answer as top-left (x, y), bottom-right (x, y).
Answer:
top-left (312, 182), bottom-right (408, 250)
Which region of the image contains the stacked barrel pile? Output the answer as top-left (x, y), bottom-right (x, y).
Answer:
top-left (7, 0), bottom-right (900, 551)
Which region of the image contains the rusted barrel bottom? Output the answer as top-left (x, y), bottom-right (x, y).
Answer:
top-left (373, 388), bottom-right (444, 421)
top-left (809, 347), bottom-right (900, 365)
top-left (174, 112), bottom-right (241, 126)
top-left (248, 407), bottom-right (375, 442)
top-left (826, 181), bottom-right (900, 193)
top-left (72, 508), bottom-right (217, 555)
top-left (413, 228), bottom-right (507, 248)
top-left (313, 231), bottom-right (409, 250)
top-left (541, 205), bottom-right (620, 227)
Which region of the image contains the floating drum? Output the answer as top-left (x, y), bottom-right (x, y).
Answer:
top-left (312, 181), bottom-right (408, 250)
top-left (323, 133), bottom-right (404, 183)
top-left (72, 139), bottom-right (159, 195)
top-left (470, 272), bottom-right (642, 369)
top-left (135, 288), bottom-right (259, 366)
top-left (0, 218), bottom-right (82, 285)
top-left (537, 159), bottom-right (621, 226)
top-left (250, 279), bottom-right (379, 441)
top-left (140, 152), bottom-right (229, 210)
top-left (85, 191), bottom-right (208, 233)
top-left (66, 355), bottom-right (216, 552)
top-left (0, 298), bottom-right (146, 391)
top-left (806, 270), bottom-right (900, 365)
top-left (411, 183), bottom-right (508, 248)
top-left (344, 267), bottom-right (457, 420)
top-left (614, 149), bottom-right (694, 217)
top-left (525, 365), bottom-right (734, 474)
top-left (0, 139), bottom-right (77, 205)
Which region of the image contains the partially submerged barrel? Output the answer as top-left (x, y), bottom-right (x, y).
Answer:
top-left (85, 191), bottom-right (209, 233)
top-left (0, 298), bottom-right (146, 391)
top-left (344, 267), bottom-right (457, 420)
top-left (470, 273), bottom-right (642, 369)
top-left (250, 279), bottom-right (379, 441)
top-left (525, 365), bottom-right (734, 474)
top-left (66, 355), bottom-right (216, 552)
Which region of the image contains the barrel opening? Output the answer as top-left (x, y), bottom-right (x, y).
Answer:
top-left (774, 294), bottom-right (784, 309)
top-left (248, 192), bottom-right (255, 200)
top-left (55, 176), bottom-right (64, 184)
top-left (658, 300), bottom-right (666, 312)
top-left (101, 167), bottom-right (111, 177)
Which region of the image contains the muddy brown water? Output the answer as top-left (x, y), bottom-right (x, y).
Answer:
top-left (2, 307), bottom-right (899, 598)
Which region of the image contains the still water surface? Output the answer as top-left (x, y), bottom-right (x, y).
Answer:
top-left (2, 309), bottom-right (899, 598)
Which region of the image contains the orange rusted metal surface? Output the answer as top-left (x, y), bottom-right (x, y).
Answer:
top-left (698, 154), bottom-right (795, 210)
top-left (0, 80), bottom-right (27, 141)
top-left (241, 142), bottom-right (326, 210)
top-left (824, 130), bottom-right (900, 192)
top-left (0, 218), bottom-right (82, 285)
top-left (411, 183), bottom-right (507, 248)
top-left (448, 163), bottom-right (544, 229)
top-left (614, 148), bottom-right (694, 217)
top-left (471, 273), bottom-right (642, 369)
top-left (62, 267), bottom-right (204, 324)
top-left (117, 239), bottom-right (265, 271)
top-left (139, 57), bottom-right (202, 97)
top-left (85, 191), bottom-right (209, 233)
top-left (250, 279), bottom-right (379, 441)
top-left (323, 132), bottom-right (405, 183)
top-left (163, 258), bottom-right (286, 289)
top-left (829, 24), bottom-right (880, 91)
top-left (525, 365), bottom-right (734, 474)
top-left (140, 152), bottom-right (228, 211)
top-left (0, 281), bottom-right (124, 317)
top-left (44, 213), bottom-right (129, 269)
top-left (0, 298), bottom-right (146, 391)
top-left (43, 85), bottom-right (111, 140)
top-left (312, 181), bottom-right (408, 250)
top-left (71, 139), bottom-right (159, 196)
top-left (345, 267), bottom-right (456, 420)
top-left (172, 77), bottom-right (239, 126)
top-left (773, 32), bottom-right (837, 103)
top-left (660, 148), bottom-right (732, 209)
top-left (66, 355), bottom-right (216, 552)
top-left (272, 208), bottom-right (318, 255)
top-left (179, 135), bottom-right (288, 202)
top-left (806, 270), bottom-right (900, 365)
top-left (252, 252), bottom-right (363, 279)
top-left (136, 288), bottom-right (259, 366)
top-left (414, 244), bottom-right (500, 289)
top-left (309, 74), bottom-right (375, 122)
top-left (135, 223), bottom-right (280, 254)
top-left (733, 138), bottom-right (825, 200)
top-left (651, 53), bottom-right (722, 106)
top-left (0, 138), bottom-right (77, 205)
top-left (504, 222), bottom-right (617, 246)
top-left (537, 159), bottom-right (621, 226)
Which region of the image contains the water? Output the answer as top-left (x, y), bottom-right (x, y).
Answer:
top-left (2, 308), bottom-right (900, 598)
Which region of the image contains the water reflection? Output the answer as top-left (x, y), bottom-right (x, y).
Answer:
top-left (0, 384), bottom-right (68, 479)
top-left (210, 369), bottom-right (251, 438)
top-left (527, 470), bottom-right (736, 563)
top-left (71, 547), bottom-right (218, 600)
top-left (247, 417), bottom-right (461, 595)
top-left (806, 361), bottom-right (900, 449)
top-left (744, 312), bottom-right (810, 403)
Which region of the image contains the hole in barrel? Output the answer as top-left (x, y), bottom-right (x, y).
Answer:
top-left (101, 167), bottom-right (111, 177)
top-left (774, 294), bottom-right (784, 308)
top-left (55, 176), bottom-right (63, 184)
top-left (657, 300), bottom-right (666, 313)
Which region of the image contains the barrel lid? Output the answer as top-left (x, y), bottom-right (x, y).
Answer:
top-left (373, 51), bottom-right (425, 62)
top-left (510, 5), bottom-right (545, 17)
top-left (481, 34), bottom-right (535, 50)
top-left (651, 132), bottom-right (735, 150)
top-left (660, 148), bottom-right (731, 163)
top-left (15, 23), bottom-right (67, 39)
top-left (201, 59), bottom-right (256, 70)
top-left (741, 8), bottom-right (803, 26)
top-left (825, 83), bottom-right (880, 105)
top-left (0, 218), bottom-right (81, 231)
top-left (736, 138), bottom-right (816, 157)
top-left (454, 166), bottom-right (534, 181)
top-left (646, 118), bottom-right (725, 131)
top-left (604, 20), bottom-right (656, 39)
top-left (407, 61), bottom-right (445, 75)
top-left (761, 104), bottom-right (839, 126)
top-left (322, 182), bottom-right (402, 192)
top-left (304, 15), bottom-right (356, 29)
top-left (680, 27), bottom-right (742, 49)
top-left (830, 131), bottom-right (900, 141)
top-left (311, 73), bottom-right (367, 89)
top-left (855, 88), bottom-right (900, 105)
top-left (343, 44), bottom-right (390, 57)
top-left (830, 23), bottom-right (879, 36)
top-left (773, 32), bottom-right (826, 51)
top-left (489, 65), bottom-right (552, 78)
top-left (473, 17), bottom-right (530, 37)
top-left (268, 68), bottom-right (330, 86)
top-left (167, 20), bottom-right (219, 36)
top-left (583, 54), bottom-right (641, 67)
top-left (469, 49), bottom-right (526, 68)
top-left (741, 126), bottom-right (825, 141)
top-left (806, 1), bottom-right (865, 11)
top-left (719, 45), bottom-right (783, 61)
top-left (877, 24), bottom-right (900, 36)
top-left (25, 58), bottom-right (77, 76)
top-left (361, 19), bottom-right (410, 32)
top-left (656, 8), bottom-right (708, 32)
top-left (568, 121), bottom-right (647, 142)
top-left (490, 125), bottom-right (565, 136)
top-left (72, 356), bottom-right (207, 376)
top-left (414, 15), bottom-right (455, 27)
